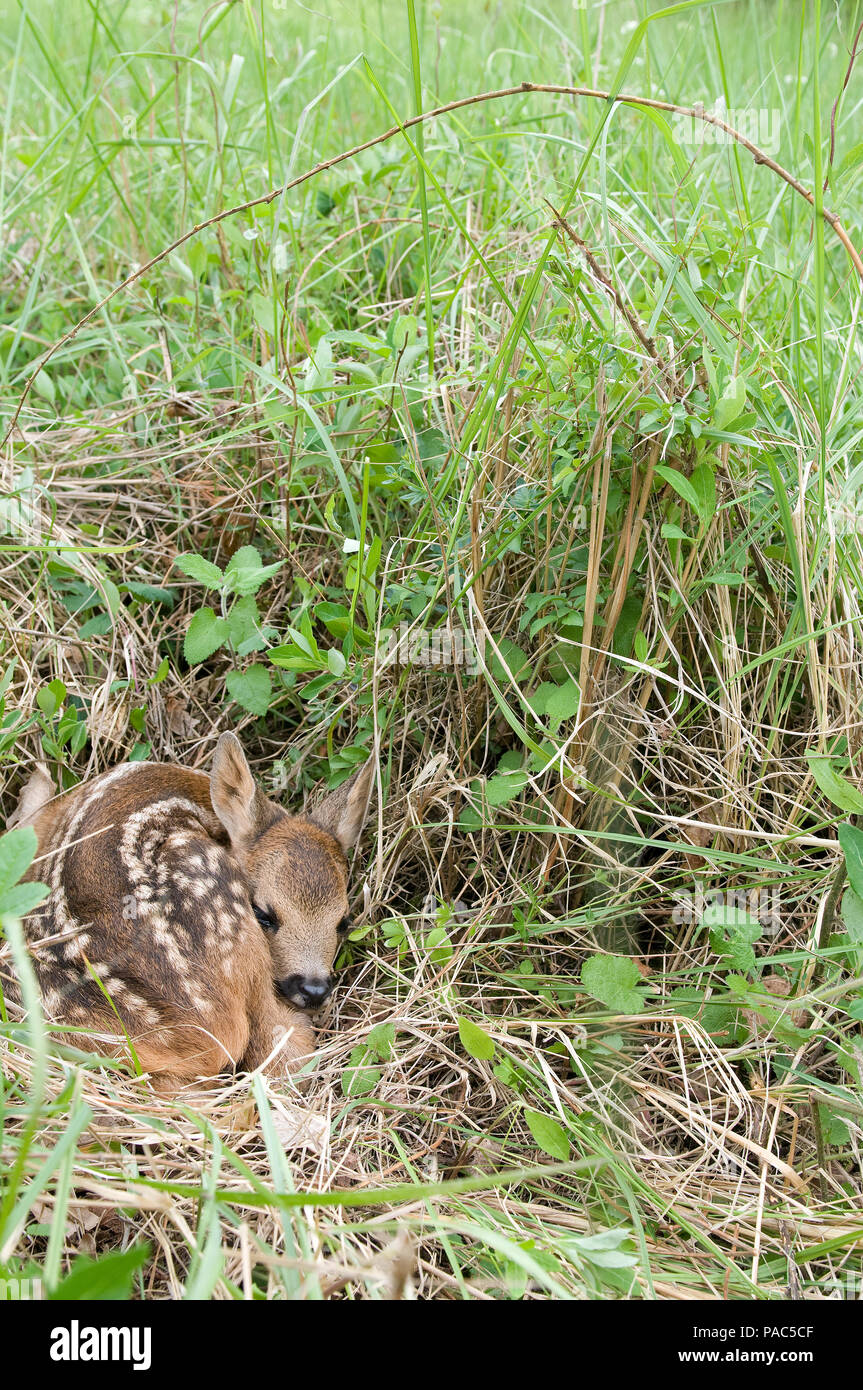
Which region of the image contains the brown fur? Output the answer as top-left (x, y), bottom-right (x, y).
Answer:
top-left (4, 736), bottom-right (374, 1090)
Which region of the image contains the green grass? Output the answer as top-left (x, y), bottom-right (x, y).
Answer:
top-left (1, 0), bottom-right (863, 1300)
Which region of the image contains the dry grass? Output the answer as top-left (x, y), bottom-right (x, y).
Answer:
top-left (3, 0), bottom-right (863, 1300)
top-left (2, 363), bottom-right (863, 1298)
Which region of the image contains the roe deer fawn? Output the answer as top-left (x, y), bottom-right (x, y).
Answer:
top-left (4, 734), bottom-right (374, 1088)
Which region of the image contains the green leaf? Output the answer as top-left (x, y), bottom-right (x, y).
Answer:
top-left (226, 664), bottom-right (272, 716)
top-left (341, 1044), bottom-right (381, 1097)
top-left (457, 1015), bottom-right (495, 1061)
top-left (489, 637), bottom-right (530, 683)
top-left (316, 601), bottom-right (352, 639)
top-left (367, 1022), bottom-right (395, 1060)
top-left (224, 545), bottom-right (283, 597)
top-left (689, 462), bottom-right (716, 527)
top-left (123, 581), bottom-right (176, 608)
top-left (841, 888), bottom-right (863, 971)
top-left (268, 643), bottom-right (322, 672)
top-left (611, 593), bottom-right (642, 657)
top-left (304, 337), bottom-right (334, 392)
top-left (581, 954), bottom-right (647, 1014)
top-left (0, 660), bottom-right (16, 701)
top-left (654, 463), bottom-right (701, 513)
top-left (713, 374), bottom-right (747, 432)
top-left (48, 1244), bottom-right (150, 1301)
top-left (525, 1109), bottom-right (570, 1161)
top-left (704, 900), bottom-right (761, 977)
top-left (426, 924), bottom-right (452, 964)
top-left (184, 607), bottom-right (228, 664)
top-left (36, 679), bottom-right (66, 718)
top-left (225, 595), bottom-right (264, 651)
top-left (543, 678), bottom-right (580, 733)
top-left (175, 553), bottom-right (224, 589)
top-left (327, 647), bottom-right (347, 676)
top-left (702, 900), bottom-right (761, 935)
top-left (0, 881), bottom-right (49, 917)
top-left (807, 756), bottom-right (863, 815)
top-left (0, 826), bottom-right (39, 896)
top-left (484, 770), bottom-right (529, 807)
top-left (77, 613), bottom-right (113, 639)
top-left (31, 369), bottom-right (55, 405)
top-left (839, 822), bottom-right (863, 900)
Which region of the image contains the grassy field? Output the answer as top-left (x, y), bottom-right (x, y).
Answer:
top-left (1, 0), bottom-right (863, 1301)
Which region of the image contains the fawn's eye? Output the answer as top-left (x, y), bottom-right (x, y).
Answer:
top-left (337, 914), bottom-right (352, 936)
top-left (253, 903), bottom-right (278, 933)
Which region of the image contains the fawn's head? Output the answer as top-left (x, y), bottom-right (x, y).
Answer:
top-left (210, 733), bottom-right (374, 1010)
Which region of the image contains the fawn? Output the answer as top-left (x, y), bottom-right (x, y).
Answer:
top-left (4, 734), bottom-right (374, 1088)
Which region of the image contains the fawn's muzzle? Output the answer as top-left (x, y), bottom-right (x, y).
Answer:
top-left (278, 974), bottom-right (333, 1009)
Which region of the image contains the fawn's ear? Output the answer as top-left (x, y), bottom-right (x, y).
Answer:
top-left (6, 762), bottom-right (55, 829)
top-left (312, 757), bottom-right (375, 853)
top-left (211, 732), bottom-right (267, 844)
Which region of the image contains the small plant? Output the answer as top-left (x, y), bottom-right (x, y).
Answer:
top-left (177, 546), bottom-right (281, 715)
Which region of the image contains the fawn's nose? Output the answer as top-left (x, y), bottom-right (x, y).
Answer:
top-left (278, 974), bottom-right (333, 1009)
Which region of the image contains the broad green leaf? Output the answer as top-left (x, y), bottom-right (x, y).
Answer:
top-left (31, 369), bottom-right (55, 405)
top-left (840, 888), bottom-right (863, 971)
top-left (175, 553), bottom-right (224, 589)
top-left (226, 664), bottom-right (272, 716)
top-left (0, 826), bottom-right (39, 895)
top-left (122, 582), bottom-right (176, 608)
top-left (839, 822), bottom-right (863, 899)
top-left (49, 1244), bottom-right (150, 1301)
top-left (704, 895), bottom-right (762, 975)
top-left (458, 1015), bottom-right (496, 1061)
top-left (0, 660), bottom-right (16, 701)
top-left (654, 463), bottom-right (701, 513)
top-left (316, 601), bottom-right (352, 638)
top-left (223, 592), bottom-right (261, 644)
top-left (689, 462), bottom-right (716, 526)
top-left (367, 1022), bottom-right (395, 1060)
top-left (285, 626), bottom-right (320, 660)
top-left (184, 607), bottom-right (228, 664)
top-left (268, 643), bottom-right (322, 672)
top-left (37, 679), bottom-right (66, 718)
top-left (484, 770), bottom-right (529, 807)
top-left (224, 545), bottom-right (283, 597)
top-left (426, 925), bottom-right (452, 964)
top-left (701, 901), bottom-right (762, 935)
top-left (713, 374), bottom-right (747, 431)
top-left (611, 593), bottom-right (642, 656)
top-left (581, 954), bottom-right (647, 1014)
top-left (304, 337), bottom-right (334, 392)
top-left (525, 1109), bottom-right (570, 1161)
top-left (489, 637), bottom-right (530, 683)
top-left (341, 1044), bottom-right (380, 1097)
top-left (806, 756), bottom-right (863, 815)
top-left (543, 678), bottom-right (580, 732)
top-left (0, 881), bottom-right (49, 918)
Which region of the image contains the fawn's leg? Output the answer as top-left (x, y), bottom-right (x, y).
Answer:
top-left (242, 990), bottom-right (315, 1080)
